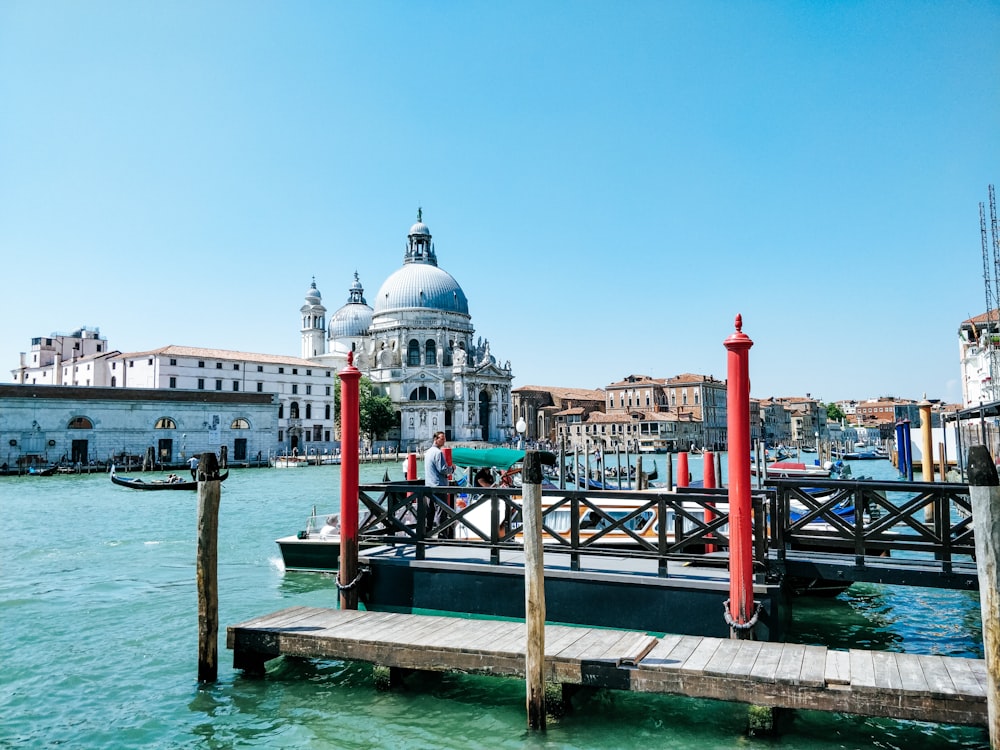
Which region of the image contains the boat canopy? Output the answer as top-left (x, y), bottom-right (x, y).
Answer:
top-left (449, 447), bottom-right (556, 471)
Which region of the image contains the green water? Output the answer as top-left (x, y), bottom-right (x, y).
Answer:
top-left (0, 460), bottom-right (988, 748)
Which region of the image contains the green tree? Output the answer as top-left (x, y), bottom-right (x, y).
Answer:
top-left (359, 377), bottom-right (396, 443)
top-left (825, 402), bottom-right (845, 423)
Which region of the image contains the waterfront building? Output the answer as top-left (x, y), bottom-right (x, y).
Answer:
top-left (512, 385), bottom-right (605, 446)
top-left (774, 396), bottom-right (828, 447)
top-left (0, 384), bottom-right (276, 469)
top-left (958, 309), bottom-right (1000, 407)
top-left (309, 213), bottom-right (515, 449)
top-left (757, 398), bottom-right (793, 446)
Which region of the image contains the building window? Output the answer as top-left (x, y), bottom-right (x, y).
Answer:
top-left (290, 402), bottom-right (300, 419)
top-left (197, 378), bottom-right (205, 390)
top-left (292, 369), bottom-right (298, 375)
top-left (325, 404), bottom-right (331, 419)
top-left (155, 417), bottom-right (176, 429)
top-left (148, 358), bottom-right (153, 365)
top-left (170, 358), bottom-right (177, 366)
top-left (257, 365), bottom-right (263, 372)
top-left (68, 416), bottom-right (93, 429)
top-left (409, 386), bottom-right (437, 400)
top-left (169, 377), bottom-right (177, 388)
top-left (232, 382), bottom-right (239, 391)
top-left (306, 404), bottom-right (312, 419)
top-left (306, 369), bottom-right (312, 376)
top-left (408, 339), bottom-right (420, 366)
top-left (215, 379), bottom-right (222, 391)
top-left (306, 385), bottom-right (312, 395)
top-left (278, 404), bottom-right (284, 419)
top-left (313, 425), bottom-right (322, 441)
top-left (326, 386), bottom-right (331, 396)
top-left (278, 367), bottom-right (284, 374)
top-left (111, 376), bottom-right (117, 387)
top-left (216, 362), bottom-right (223, 369)
top-left (198, 361), bottom-right (205, 368)
top-left (231, 418), bottom-right (250, 429)
top-left (425, 339), bottom-right (436, 365)
top-left (257, 382), bottom-right (263, 392)
top-left (278, 430), bottom-right (284, 442)
top-left (292, 384), bottom-right (299, 395)
top-left (129, 361), bottom-right (134, 368)
top-left (233, 363), bottom-right (240, 370)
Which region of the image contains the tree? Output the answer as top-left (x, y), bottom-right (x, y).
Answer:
top-left (825, 402), bottom-right (845, 423)
top-left (359, 377), bottom-right (396, 444)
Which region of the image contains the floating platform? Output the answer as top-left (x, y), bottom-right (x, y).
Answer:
top-left (228, 606), bottom-right (988, 727)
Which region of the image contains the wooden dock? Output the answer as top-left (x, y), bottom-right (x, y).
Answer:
top-left (227, 607), bottom-right (988, 727)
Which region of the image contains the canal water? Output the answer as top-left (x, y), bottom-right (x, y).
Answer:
top-left (0, 457), bottom-right (988, 748)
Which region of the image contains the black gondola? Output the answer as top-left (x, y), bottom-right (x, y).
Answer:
top-left (110, 468), bottom-right (229, 490)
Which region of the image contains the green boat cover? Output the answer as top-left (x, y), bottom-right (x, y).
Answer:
top-left (449, 447), bottom-right (556, 470)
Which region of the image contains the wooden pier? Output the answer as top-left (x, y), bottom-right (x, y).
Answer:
top-left (227, 606), bottom-right (988, 727)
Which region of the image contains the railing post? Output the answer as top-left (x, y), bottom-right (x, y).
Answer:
top-left (338, 352), bottom-right (362, 611)
top-left (968, 445), bottom-right (1000, 748)
top-left (724, 314), bottom-right (755, 639)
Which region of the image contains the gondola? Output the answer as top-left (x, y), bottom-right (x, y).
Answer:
top-left (110, 467), bottom-right (229, 490)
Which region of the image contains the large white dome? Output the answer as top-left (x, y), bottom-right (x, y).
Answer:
top-left (373, 263), bottom-right (469, 315)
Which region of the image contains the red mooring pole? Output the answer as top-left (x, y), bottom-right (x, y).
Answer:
top-left (338, 351), bottom-right (362, 610)
top-left (677, 452), bottom-right (690, 488)
top-left (406, 453), bottom-right (417, 482)
top-left (724, 314), bottom-right (755, 638)
top-left (703, 450), bottom-right (716, 554)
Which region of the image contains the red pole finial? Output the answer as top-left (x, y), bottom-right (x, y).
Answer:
top-left (724, 314), bottom-right (755, 635)
top-left (338, 354), bottom-right (362, 610)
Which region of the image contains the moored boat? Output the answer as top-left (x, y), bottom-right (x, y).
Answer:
top-left (110, 466), bottom-right (229, 490)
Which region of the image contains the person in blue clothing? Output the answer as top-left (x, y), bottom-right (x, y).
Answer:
top-left (423, 432), bottom-right (453, 535)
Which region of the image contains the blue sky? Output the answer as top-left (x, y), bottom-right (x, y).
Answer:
top-left (1, 1), bottom-right (997, 405)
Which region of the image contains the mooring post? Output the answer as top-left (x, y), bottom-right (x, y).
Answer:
top-left (523, 450), bottom-right (547, 731)
top-left (968, 445), bottom-right (1000, 746)
top-left (724, 314), bottom-right (756, 639)
top-left (196, 451), bottom-right (222, 682)
top-left (338, 352), bottom-right (362, 611)
top-left (704, 451), bottom-right (716, 553)
top-left (902, 420), bottom-right (914, 481)
top-left (677, 452), bottom-right (689, 488)
top-left (920, 397), bottom-right (935, 521)
top-left (664, 452), bottom-right (673, 491)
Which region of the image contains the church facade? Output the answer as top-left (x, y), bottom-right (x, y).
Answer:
top-left (304, 212), bottom-right (515, 449)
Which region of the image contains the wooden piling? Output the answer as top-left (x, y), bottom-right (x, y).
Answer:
top-left (523, 451), bottom-right (547, 730)
top-left (196, 451), bottom-right (222, 682)
top-left (967, 445), bottom-right (1000, 747)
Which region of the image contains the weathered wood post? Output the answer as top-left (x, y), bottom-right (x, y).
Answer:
top-left (724, 314), bottom-right (756, 639)
top-left (920, 397), bottom-right (935, 521)
top-left (338, 352), bottom-right (362, 611)
top-left (968, 445), bottom-right (1000, 746)
top-left (664, 452), bottom-right (673, 491)
top-left (523, 450), bottom-right (547, 730)
top-left (636, 454), bottom-right (643, 490)
top-left (938, 442), bottom-right (947, 481)
top-left (196, 451), bottom-right (222, 682)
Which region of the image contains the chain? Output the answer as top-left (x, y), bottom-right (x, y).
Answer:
top-left (722, 599), bottom-right (763, 632)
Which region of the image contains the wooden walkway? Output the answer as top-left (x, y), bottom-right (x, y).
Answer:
top-left (227, 607), bottom-right (988, 727)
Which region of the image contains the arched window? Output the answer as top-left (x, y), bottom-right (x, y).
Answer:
top-left (278, 403), bottom-right (284, 419)
top-left (68, 416), bottom-right (93, 429)
top-left (155, 417), bottom-right (176, 429)
top-left (289, 402), bottom-right (300, 419)
top-left (408, 386), bottom-right (437, 401)
top-left (231, 418), bottom-right (250, 429)
top-left (407, 339), bottom-right (421, 366)
top-left (425, 339), bottom-right (436, 365)
top-left (305, 404), bottom-right (312, 419)
top-left (325, 404), bottom-right (331, 419)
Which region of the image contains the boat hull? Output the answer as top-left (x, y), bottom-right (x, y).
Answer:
top-left (276, 535), bottom-right (342, 572)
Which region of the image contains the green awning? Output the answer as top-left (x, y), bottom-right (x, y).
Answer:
top-left (449, 447), bottom-right (556, 471)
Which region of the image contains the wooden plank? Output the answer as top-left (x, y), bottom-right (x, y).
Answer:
top-left (774, 643), bottom-right (806, 685)
top-left (748, 642), bottom-right (784, 683)
top-left (942, 656), bottom-right (987, 700)
top-left (544, 625), bottom-right (591, 656)
top-left (678, 637), bottom-right (722, 674)
top-left (798, 645), bottom-right (827, 688)
top-left (895, 652), bottom-right (930, 696)
top-left (872, 651), bottom-right (902, 691)
top-left (825, 649), bottom-right (851, 685)
top-left (704, 639), bottom-right (744, 677)
top-left (724, 640), bottom-right (763, 679)
top-left (849, 649), bottom-right (876, 691)
top-left (920, 655), bottom-right (960, 698)
top-left (651, 636), bottom-right (702, 670)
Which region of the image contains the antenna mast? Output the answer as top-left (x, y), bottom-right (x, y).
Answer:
top-left (982, 185), bottom-right (999, 402)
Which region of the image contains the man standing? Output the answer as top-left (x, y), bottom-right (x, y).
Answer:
top-left (188, 455), bottom-right (200, 480)
top-left (423, 431), bottom-right (452, 535)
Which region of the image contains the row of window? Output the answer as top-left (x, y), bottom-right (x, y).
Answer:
top-left (115, 358), bottom-right (332, 378)
top-left (60, 417), bottom-right (253, 430)
top-left (164, 378), bottom-right (333, 396)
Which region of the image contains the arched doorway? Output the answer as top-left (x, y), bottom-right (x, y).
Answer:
top-left (478, 390), bottom-right (491, 442)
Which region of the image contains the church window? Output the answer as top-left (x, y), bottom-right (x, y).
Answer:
top-left (407, 339), bottom-right (420, 366)
top-left (409, 386), bottom-right (437, 401)
top-left (68, 416), bottom-right (93, 429)
top-left (231, 418), bottom-right (250, 429)
top-left (155, 417), bottom-right (176, 429)
top-left (425, 340), bottom-right (436, 365)
top-left (289, 402), bottom-right (300, 419)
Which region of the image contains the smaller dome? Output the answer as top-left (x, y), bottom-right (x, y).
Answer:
top-left (409, 221), bottom-right (430, 236)
top-left (304, 279), bottom-right (322, 305)
top-left (330, 303), bottom-right (373, 338)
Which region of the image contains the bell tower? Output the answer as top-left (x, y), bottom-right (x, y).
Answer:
top-left (300, 278), bottom-right (327, 359)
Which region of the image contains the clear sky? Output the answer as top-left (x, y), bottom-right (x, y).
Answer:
top-left (1, 1), bottom-right (997, 405)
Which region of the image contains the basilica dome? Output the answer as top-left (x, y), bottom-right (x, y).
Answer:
top-left (372, 214), bottom-right (470, 316)
top-left (329, 272), bottom-right (373, 338)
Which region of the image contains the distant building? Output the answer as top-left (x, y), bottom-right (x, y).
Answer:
top-left (512, 385), bottom-right (605, 446)
top-left (959, 310), bottom-right (1000, 407)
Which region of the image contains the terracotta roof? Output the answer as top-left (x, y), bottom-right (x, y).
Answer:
top-left (963, 310), bottom-right (1000, 325)
top-left (514, 385), bottom-right (605, 400)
